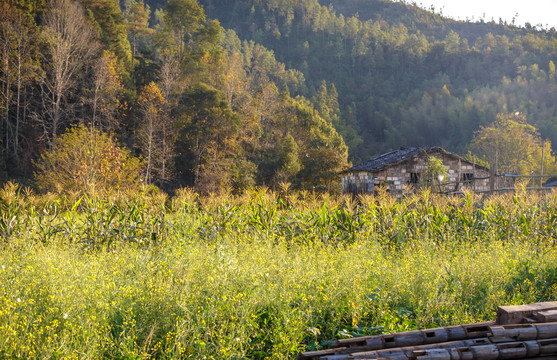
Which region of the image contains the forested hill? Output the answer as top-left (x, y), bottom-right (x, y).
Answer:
top-left (196, 0), bottom-right (557, 163)
top-left (319, 0), bottom-right (531, 41)
top-left (2, 0), bottom-right (557, 193)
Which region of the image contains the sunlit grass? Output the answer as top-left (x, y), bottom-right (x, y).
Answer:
top-left (1, 183), bottom-right (557, 358)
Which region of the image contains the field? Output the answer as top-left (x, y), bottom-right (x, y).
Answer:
top-left (2, 183), bottom-right (557, 359)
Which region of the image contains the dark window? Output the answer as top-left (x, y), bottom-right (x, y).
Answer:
top-left (461, 173), bottom-right (473, 182)
top-left (409, 173), bottom-right (421, 184)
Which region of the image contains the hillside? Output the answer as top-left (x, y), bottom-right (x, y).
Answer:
top-left (198, 0), bottom-right (557, 163)
top-left (320, 0), bottom-right (530, 41)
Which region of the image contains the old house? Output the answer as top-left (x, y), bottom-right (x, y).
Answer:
top-left (341, 147), bottom-right (490, 195)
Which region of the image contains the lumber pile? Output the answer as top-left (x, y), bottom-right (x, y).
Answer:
top-left (299, 302), bottom-right (557, 360)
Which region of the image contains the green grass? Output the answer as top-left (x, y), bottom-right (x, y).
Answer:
top-left (1, 183), bottom-right (557, 359)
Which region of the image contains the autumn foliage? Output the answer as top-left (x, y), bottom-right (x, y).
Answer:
top-left (470, 112), bottom-right (557, 175)
top-left (34, 124), bottom-right (142, 193)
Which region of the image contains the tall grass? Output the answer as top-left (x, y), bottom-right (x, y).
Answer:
top-left (1, 183), bottom-right (557, 358)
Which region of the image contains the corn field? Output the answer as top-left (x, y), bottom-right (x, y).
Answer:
top-left (2, 182), bottom-right (557, 359)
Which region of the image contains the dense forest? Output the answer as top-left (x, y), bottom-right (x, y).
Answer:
top-left (0, 0), bottom-right (348, 193)
top-left (196, 0), bottom-right (557, 163)
top-left (2, 0), bottom-right (557, 193)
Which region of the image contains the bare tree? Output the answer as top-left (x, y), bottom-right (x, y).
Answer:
top-left (0, 12), bottom-right (14, 162)
top-left (11, 16), bottom-right (37, 166)
top-left (38, 0), bottom-right (99, 147)
top-left (0, 4), bottom-right (39, 169)
top-left (158, 50), bottom-right (181, 106)
top-left (157, 50), bottom-right (182, 185)
top-left (137, 82), bottom-right (166, 185)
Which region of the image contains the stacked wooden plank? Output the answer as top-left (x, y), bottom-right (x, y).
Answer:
top-left (299, 302), bottom-right (557, 360)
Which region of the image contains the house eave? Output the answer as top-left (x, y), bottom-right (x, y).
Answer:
top-left (340, 147), bottom-right (490, 175)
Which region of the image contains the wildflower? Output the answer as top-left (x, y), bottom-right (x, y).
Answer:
top-left (1, 265), bottom-right (4, 269)
top-left (16, 298), bottom-right (21, 303)
top-left (63, 313), bottom-right (69, 319)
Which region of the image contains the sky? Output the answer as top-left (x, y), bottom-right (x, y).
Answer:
top-left (422, 0), bottom-right (557, 29)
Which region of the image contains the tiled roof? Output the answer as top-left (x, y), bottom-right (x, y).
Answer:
top-left (343, 147), bottom-right (423, 173)
top-left (342, 147), bottom-right (488, 173)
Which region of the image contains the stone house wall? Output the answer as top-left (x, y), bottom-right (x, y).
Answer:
top-left (342, 152), bottom-right (490, 195)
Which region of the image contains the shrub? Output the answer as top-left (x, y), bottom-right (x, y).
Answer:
top-left (34, 124), bottom-right (142, 193)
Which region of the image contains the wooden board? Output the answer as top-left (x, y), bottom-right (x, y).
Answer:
top-left (497, 302), bottom-right (557, 325)
top-left (536, 310), bottom-right (557, 323)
